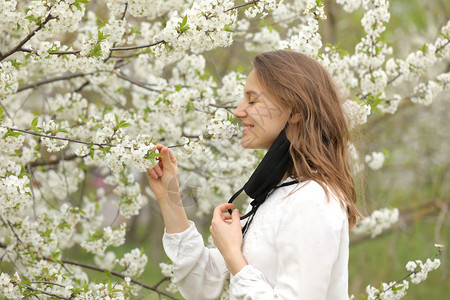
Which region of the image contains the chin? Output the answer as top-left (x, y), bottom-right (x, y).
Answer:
top-left (240, 137), bottom-right (255, 149)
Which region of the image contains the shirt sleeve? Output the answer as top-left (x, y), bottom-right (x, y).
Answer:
top-left (162, 221), bottom-right (229, 300)
top-left (230, 183), bottom-right (347, 299)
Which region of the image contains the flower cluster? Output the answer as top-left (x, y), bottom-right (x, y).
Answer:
top-left (0, 175), bottom-right (31, 218)
top-left (364, 245), bottom-right (444, 299)
top-left (279, 0), bottom-right (325, 57)
top-left (244, 0), bottom-right (281, 18)
top-left (365, 151), bottom-right (386, 170)
top-left (406, 257), bottom-right (441, 284)
top-left (81, 223), bottom-right (126, 256)
top-left (0, 273), bottom-right (21, 299)
top-left (206, 109), bottom-right (239, 139)
top-left (342, 99), bottom-right (371, 129)
top-left (0, 61), bottom-right (19, 99)
top-left (117, 248), bottom-right (148, 277)
top-left (353, 207), bottom-right (399, 238)
top-left (159, 262), bottom-right (179, 293)
top-left (155, 0), bottom-right (237, 57)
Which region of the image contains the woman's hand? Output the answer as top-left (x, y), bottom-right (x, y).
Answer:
top-left (147, 145), bottom-right (180, 201)
top-left (210, 203), bottom-right (248, 275)
top-left (146, 144), bottom-right (189, 234)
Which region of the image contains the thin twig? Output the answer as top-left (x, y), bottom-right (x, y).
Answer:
top-left (17, 72), bottom-right (86, 93)
top-left (0, 14), bottom-right (56, 61)
top-left (374, 250), bottom-right (443, 299)
top-left (1, 126), bottom-right (115, 148)
top-left (30, 154), bottom-right (83, 167)
top-left (109, 40), bottom-right (166, 51)
top-left (224, 0), bottom-right (260, 12)
top-left (30, 281), bottom-right (67, 288)
top-left (24, 285), bottom-right (69, 300)
top-left (0, 216), bottom-right (22, 244)
top-left (113, 71), bottom-right (160, 92)
top-left (19, 48), bottom-right (81, 56)
top-left (0, 101), bottom-right (13, 120)
top-left (383, 39), bottom-right (450, 89)
top-left (104, 3), bottom-right (128, 63)
top-left (154, 276), bottom-right (171, 289)
top-left (60, 259), bottom-right (180, 300)
top-left (26, 164), bottom-right (37, 219)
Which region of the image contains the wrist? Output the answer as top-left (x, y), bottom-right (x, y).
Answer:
top-left (156, 191), bottom-right (181, 205)
top-left (224, 249), bottom-right (247, 276)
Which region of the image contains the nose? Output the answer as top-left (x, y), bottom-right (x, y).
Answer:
top-left (234, 99), bottom-right (247, 119)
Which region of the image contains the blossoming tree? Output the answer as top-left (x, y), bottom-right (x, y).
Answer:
top-left (0, 0), bottom-right (448, 298)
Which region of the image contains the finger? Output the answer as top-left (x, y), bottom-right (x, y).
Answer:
top-left (232, 209), bottom-right (240, 222)
top-left (166, 147), bottom-right (177, 165)
top-left (222, 212), bottom-right (232, 221)
top-left (146, 168), bottom-right (158, 180)
top-left (160, 147), bottom-right (175, 170)
top-left (153, 164), bottom-right (163, 177)
top-left (213, 203), bottom-right (234, 218)
top-left (155, 144), bottom-right (165, 151)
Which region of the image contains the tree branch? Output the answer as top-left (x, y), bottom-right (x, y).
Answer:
top-left (0, 14), bottom-right (56, 61)
top-left (17, 72), bottom-right (86, 93)
top-left (60, 258), bottom-right (180, 300)
top-left (351, 198), bottom-right (450, 244)
top-left (30, 153), bottom-right (83, 167)
top-left (385, 39), bottom-right (450, 87)
top-left (30, 281), bottom-right (67, 288)
top-left (1, 126), bottom-right (114, 148)
top-left (109, 40), bottom-right (166, 51)
top-left (0, 101), bottom-right (13, 120)
top-left (113, 71), bottom-right (160, 92)
top-left (224, 0), bottom-right (260, 12)
top-left (24, 285), bottom-right (69, 300)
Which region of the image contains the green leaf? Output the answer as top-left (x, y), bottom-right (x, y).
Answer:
top-left (181, 15), bottom-right (188, 27)
top-left (420, 43), bottom-right (428, 53)
top-left (11, 60), bottom-right (22, 68)
top-left (224, 23), bottom-right (235, 33)
top-left (178, 15), bottom-right (190, 33)
top-left (31, 117), bottom-right (38, 128)
top-left (3, 129), bottom-right (21, 139)
top-left (73, 0), bottom-right (90, 11)
top-left (25, 15), bottom-right (41, 25)
top-left (90, 43), bottom-right (102, 57)
top-left (98, 30), bottom-right (111, 42)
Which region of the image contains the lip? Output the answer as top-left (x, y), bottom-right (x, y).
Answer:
top-left (242, 123), bottom-right (254, 135)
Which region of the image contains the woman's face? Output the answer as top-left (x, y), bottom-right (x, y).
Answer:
top-left (234, 69), bottom-right (291, 149)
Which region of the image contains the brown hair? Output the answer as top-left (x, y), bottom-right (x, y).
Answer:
top-left (253, 50), bottom-right (362, 228)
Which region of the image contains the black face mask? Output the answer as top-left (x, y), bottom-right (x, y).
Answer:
top-left (228, 126), bottom-right (298, 235)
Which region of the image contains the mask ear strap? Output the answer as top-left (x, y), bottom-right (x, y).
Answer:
top-left (227, 187), bottom-right (244, 215)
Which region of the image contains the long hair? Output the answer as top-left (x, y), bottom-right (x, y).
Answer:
top-left (253, 50), bottom-right (362, 228)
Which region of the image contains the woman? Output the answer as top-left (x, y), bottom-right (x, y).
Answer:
top-left (147, 50), bottom-right (361, 299)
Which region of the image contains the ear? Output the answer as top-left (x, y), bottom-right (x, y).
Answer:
top-left (290, 113), bottom-right (301, 124)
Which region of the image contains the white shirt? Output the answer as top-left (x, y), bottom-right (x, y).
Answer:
top-left (163, 179), bottom-right (350, 300)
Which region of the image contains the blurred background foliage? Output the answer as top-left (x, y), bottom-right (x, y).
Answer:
top-left (54, 0), bottom-right (449, 299)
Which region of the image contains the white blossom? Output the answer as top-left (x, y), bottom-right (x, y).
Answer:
top-left (365, 151), bottom-right (386, 170)
top-left (342, 99), bottom-right (371, 129)
top-left (117, 248), bottom-right (148, 277)
top-left (353, 207), bottom-right (399, 238)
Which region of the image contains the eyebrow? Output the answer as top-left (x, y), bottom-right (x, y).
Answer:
top-left (245, 90), bottom-right (259, 96)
